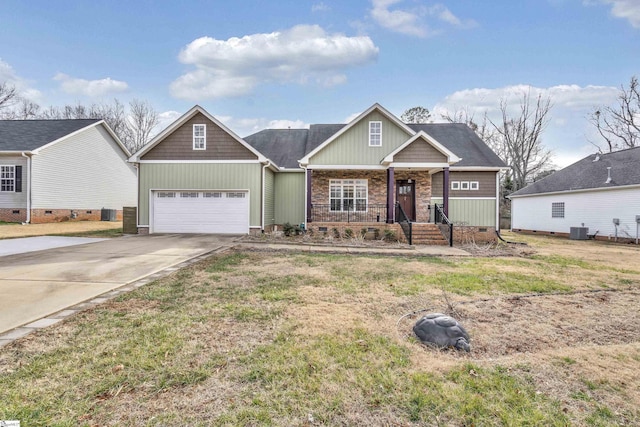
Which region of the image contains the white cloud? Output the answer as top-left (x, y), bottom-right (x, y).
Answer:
top-left (170, 25), bottom-right (379, 100)
top-left (587, 0), bottom-right (640, 28)
top-left (54, 73), bottom-right (128, 97)
top-left (369, 0), bottom-right (476, 37)
top-left (213, 115), bottom-right (310, 136)
top-left (312, 2), bottom-right (330, 12)
top-left (433, 84), bottom-right (621, 168)
top-left (0, 59), bottom-right (43, 103)
top-left (344, 111), bottom-right (362, 123)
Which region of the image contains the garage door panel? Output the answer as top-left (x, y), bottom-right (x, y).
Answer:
top-left (152, 191), bottom-right (249, 234)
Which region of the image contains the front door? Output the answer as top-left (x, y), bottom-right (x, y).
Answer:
top-left (396, 180), bottom-right (415, 221)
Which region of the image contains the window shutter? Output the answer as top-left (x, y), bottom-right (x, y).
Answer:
top-left (15, 165), bottom-right (22, 193)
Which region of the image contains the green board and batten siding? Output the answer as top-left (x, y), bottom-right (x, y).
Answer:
top-left (432, 197), bottom-right (497, 227)
top-left (264, 168), bottom-right (275, 227)
top-left (275, 172), bottom-right (305, 225)
top-left (308, 111), bottom-right (411, 166)
top-left (138, 163), bottom-right (263, 227)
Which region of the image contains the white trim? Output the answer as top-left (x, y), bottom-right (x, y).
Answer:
top-left (138, 159), bottom-right (263, 164)
top-left (306, 164), bottom-right (386, 170)
top-left (328, 179), bottom-right (369, 212)
top-left (193, 124), bottom-right (206, 150)
top-left (368, 121), bottom-right (382, 147)
top-left (261, 162), bottom-right (269, 231)
top-left (432, 197), bottom-right (497, 200)
top-left (304, 167), bottom-right (309, 225)
top-left (299, 103), bottom-right (415, 165)
top-left (0, 151), bottom-right (35, 155)
top-left (450, 166), bottom-right (509, 171)
top-left (0, 165), bottom-right (16, 192)
top-left (508, 183), bottom-right (640, 199)
top-left (388, 162), bottom-right (451, 169)
top-left (451, 181), bottom-right (460, 190)
top-left (278, 168), bottom-right (304, 173)
top-left (382, 131), bottom-right (462, 165)
top-left (495, 172), bottom-right (500, 230)
top-left (30, 120), bottom-right (131, 157)
top-left (21, 152), bottom-right (31, 223)
top-left (130, 105), bottom-right (267, 162)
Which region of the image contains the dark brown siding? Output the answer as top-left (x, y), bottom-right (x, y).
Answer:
top-left (394, 139), bottom-right (447, 163)
top-left (432, 171), bottom-right (497, 198)
top-left (142, 113), bottom-right (258, 161)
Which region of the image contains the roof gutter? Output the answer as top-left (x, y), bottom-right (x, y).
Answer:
top-left (21, 152), bottom-right (32, 224)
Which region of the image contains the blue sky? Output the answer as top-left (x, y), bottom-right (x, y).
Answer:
top-left (0, 0), bottom-right (638, 167)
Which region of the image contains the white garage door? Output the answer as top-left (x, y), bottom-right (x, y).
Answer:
top-left (152, 190), bottom-right (249, 234)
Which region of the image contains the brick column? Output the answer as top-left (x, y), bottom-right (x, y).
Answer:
top-left (306, 168), bottom-right (312, 223)
top-left (386, 167), bottom-right (395, 223)
top-left (443, 167), bottom-right (450, 217)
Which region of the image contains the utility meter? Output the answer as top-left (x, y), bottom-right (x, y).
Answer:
top-left (613, 218), bottom-right (620, 225)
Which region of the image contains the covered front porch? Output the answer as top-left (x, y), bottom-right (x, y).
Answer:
top-left (305, 168), bottom-right (453, 245)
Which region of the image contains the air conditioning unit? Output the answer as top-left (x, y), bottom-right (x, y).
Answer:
top-left (569, 227), bottom-right (588, 240)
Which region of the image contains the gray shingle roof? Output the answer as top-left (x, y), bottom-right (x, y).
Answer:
top-left (510, 146), bottom-right (640, 197)
top-left (244, 122), bottom-right (505, 169)
top-left (408, 123), bottom-right (506, 167)
top-left (243, 129), bottom-right (309, 168)
top-left (0, 119), bottom-right (100, 151)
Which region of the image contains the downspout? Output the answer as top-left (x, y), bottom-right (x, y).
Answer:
top-left (261, 161), bottom-right (271, 232)
top-left (496, 172), bottom-right (500, 231)
top-left (21, 152), bottom-right (31, 224)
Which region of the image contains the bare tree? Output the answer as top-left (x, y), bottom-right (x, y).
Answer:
top-left (125, 99), bottom-right (159, 153)
top-left (3, 99), bottom-right (41, 119)
top-left (441, 108), bottom-right (499, 151)
top-left (588, 76), bottom-right (640, 152)
top-left (0, 82), bottom-right (19, 117)
top-left (401, 106), bottom-right (432, 123)
top-left (489, 92), bottom-right (553, 191)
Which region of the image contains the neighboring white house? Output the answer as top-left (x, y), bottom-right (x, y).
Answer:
top-left (509, 146), bottom-right (640, 242)
top-left (0, 119), bottom-right (137, 223)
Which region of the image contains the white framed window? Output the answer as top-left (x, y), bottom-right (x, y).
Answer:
top-left (329, 179), bottom-right (368, 212)
top-left (460, 181), bottom-right (470, 190)
top-left (369, 121), bottom-right (382, 147)
top-left (0, 166), bottom-right (15, 192)
top-left (193, 124), bottom-right (206, 150)
top-left (552, 202), bottom-right (565, 218)
top-left (451, 181), bottom-right (460, 190)
top-left (470, 181), bottom-right (479, 190)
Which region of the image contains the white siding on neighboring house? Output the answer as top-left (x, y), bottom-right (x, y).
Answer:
top-left (511, 186), bottom-right (640, 239)
top-left (31, 124), bottom-right (136, 210)
top-left (0, 155), bottom-right (27, 209)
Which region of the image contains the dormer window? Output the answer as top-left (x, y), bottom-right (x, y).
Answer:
top-left (193, 124), bottom-right (206, 150)
top-left (369, 121), bottom-right (382, 147)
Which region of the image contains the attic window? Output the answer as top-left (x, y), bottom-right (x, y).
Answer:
top-left (193, 124), bottom-right (206, 150)
top-left (369, 121), bottom-right (382, 147)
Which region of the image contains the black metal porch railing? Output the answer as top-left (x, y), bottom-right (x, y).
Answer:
top-left (395, 202), bottom-right (412, 245)
top-left (310, 203), bottom-right (387, 223)
top-left (434, 204), bottom-right (454, 247)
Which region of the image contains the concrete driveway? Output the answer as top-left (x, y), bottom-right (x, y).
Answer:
top-left (0, 234), bottom-right (238, 334)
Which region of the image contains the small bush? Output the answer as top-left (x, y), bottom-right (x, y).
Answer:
top-left (360, 228), bottom-right (368, 238)
top-left (283, 222), bottom-right (295, 237)
top-left (383, 229), bottom-right (397, 242)
top-left (332, 227), bottom-right (341, 239)
top-left (344, 228), bottom-right (354, 238)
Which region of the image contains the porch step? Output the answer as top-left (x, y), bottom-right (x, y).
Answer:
top-left (410, 223), bottom-right (449, 245)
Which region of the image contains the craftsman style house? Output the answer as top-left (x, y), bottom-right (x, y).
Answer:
top-left (130, 104), bottom-right (507, 244)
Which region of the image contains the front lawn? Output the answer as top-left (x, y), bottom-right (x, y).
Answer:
top-left (1, 240), bottom-right (639, 426)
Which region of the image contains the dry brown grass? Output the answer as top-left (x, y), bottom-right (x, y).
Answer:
top-left (1, 236), bottom-right (640, 425)
top-left (0, 220), bottom-right (122, 239)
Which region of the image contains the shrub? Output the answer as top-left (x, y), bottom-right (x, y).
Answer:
top-left (383, 229), bottom-right (397, 242)
top-left (344, 228), bottom-right (354, 238)
top-left (332, 227), bottom-right (341, 239)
